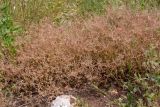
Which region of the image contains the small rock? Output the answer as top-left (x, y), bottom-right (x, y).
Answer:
top-left (51, 95), bottom-right (76, 107)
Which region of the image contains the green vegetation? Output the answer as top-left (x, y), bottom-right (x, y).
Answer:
top-left (107, 0), bottom-right (160, 9)
top-left (9, 0), bottom-right (108, 25)
top-left (114, 73), bottom-right (160, 107)
top-left (79, 0), bottom-right (107, 15)
top-left (0, 0), bottom-right (21, 57)
top-left (7, 0), bottom-right (160, 26)
top-left (76, 98), bottom-right (90, 107)
top-left (112, 45), bottom-right (160, 107)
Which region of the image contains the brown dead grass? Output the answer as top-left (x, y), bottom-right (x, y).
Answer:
top-left (0, 8), bottom-right (160, 106)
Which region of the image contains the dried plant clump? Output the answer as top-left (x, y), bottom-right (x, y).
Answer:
top-left (0, 8), bottom-right (160, 106)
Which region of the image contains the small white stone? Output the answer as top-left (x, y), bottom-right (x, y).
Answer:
top-left (51, 95), bottom-right (76, 107)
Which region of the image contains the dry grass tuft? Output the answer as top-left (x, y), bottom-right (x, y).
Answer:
top-left (0, 8), bottom-right (160, 106)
